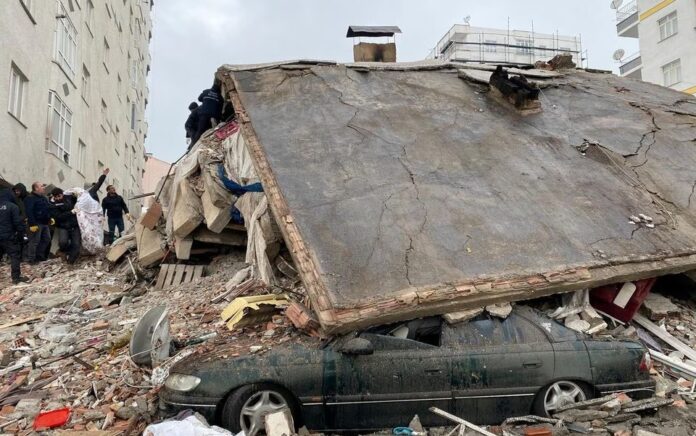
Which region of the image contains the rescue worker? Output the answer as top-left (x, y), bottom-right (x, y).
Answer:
top-left (0, 189), bottom-right (28, 284)
top-left (24, 182), bottom-right (52, 264)
top-left (185, 102), bottom-right (199, 149)
top-left (49, 188), bottom-right (81, 264)
top-left (101, 185), bottom-right (130, 242)
top-left (191, 82), bottom-right (223, 146)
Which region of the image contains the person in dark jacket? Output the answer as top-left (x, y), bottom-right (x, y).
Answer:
top-left (0, 189), bottom-right (28, 284)
top-left (185, 102), bottom-right (199, 147)
top-left (24, 182), bottom-right (52, 263)
top-left (88, 168), bottom-right (110, 202)
top-left (191, 82), bottom-right (223, 146)
top-left (102, 185), bottom-right (130, 242)
top-left (49, 188), bottom-right (81, 264)
top-left (12, 183), bottom-right (28, 222)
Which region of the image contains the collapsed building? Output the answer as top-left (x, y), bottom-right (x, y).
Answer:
top-left (114, 56), bottom-right (696, 335)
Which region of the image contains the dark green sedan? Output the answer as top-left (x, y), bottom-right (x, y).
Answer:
top-left (159, 307), bottom-right (654, 435)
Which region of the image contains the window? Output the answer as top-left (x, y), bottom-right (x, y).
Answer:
top-left (441, 314), bottom-right (548, 347)
top-left (81, 65), bottom-right (90, 103)
top-left (516, 39), bottom-right (533, 55)
top-left (484, 40), bottom-right (497, 53)
top-left (662, 59), bottom-right (682, 86)
top-left (54, 1), bottom-right (78, 77)
top-left (85, 0), bottom-right (94, 34)
top-left (47, 91), bottom-right (72, 164)
top-left (130, 56), bottom-right (138, 86)
top-left (103, 38), bottom-right (110, 72)
top-left (124, 143), bottom-right (129, 166)
top-left (8, 64), bottom-right (28, 121)
top-left (105, 2), bottom-right (112, 18)
top-left (559, 47), bottom-right (572, 52)
top-left (77, 140), bottom-right (87, 173)
top-left (131, 103), bottom-right (136, 130)
top-left (101, 99), bottom-right (108, 132)
top-left (658, 11), bottom-right (678, 41)
top-left (117, 74), bottom-right (122, 101)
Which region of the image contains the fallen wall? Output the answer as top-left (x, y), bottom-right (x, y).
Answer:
top-left (217, 61), bottom-right (696, 333)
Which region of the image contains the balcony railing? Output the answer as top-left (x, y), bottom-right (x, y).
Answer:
top-left (616, 0), bottom-right (638, 22)
top-left (619, 52), bottom-right (642, 75)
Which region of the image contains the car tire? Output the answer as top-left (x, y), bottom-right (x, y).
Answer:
top-left (532, 380), bottom-right (592, 417)
top-left (220, 383), bottom-right (301, 436)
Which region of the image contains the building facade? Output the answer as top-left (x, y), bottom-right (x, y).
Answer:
top-left (428, 24), bottom-right (583, 67)
top-left (616, 0), bottom-right (696, 95)
top-left (0, 0), bottom-right (153, 214)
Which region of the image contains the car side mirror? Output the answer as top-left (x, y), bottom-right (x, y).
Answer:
top-left (339, 337), bottom-right (374, 356)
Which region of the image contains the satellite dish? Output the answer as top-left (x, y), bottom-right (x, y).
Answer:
top-left (612, 49), bottom-right (626, 61)
top-left (610, 0), bottom-right (623, 9)
top-left (463, 15), bottom-right (471, 25)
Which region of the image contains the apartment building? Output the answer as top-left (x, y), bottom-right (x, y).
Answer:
top-left (0, 0), bottom-right (153, 213)
top-left (616, 0), bottom-right (696, 95)
top-left (428, 24), bottom-right (583, 67)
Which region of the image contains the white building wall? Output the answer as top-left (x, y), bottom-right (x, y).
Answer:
top-left (429, 25), bottom-right (582, 66)
top-left (617, 0), bottom-right (696, 95)
top-left (0, 0), bottom-right (152, 214)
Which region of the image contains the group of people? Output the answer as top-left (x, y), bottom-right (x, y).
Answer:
top-left (184, 81), bottom-right (226, 149)
top-left (0, 168), bottom-right (132, 284)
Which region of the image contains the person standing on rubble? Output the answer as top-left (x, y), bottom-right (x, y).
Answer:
top-left (191, 81), bottom-right (223, 146)
top-left (185, 102), bottom-right (199, 149)
top-left (0, 189), bottom-right (28, 284)
top-left (88, 167), bottom-right (110, 202)
top-left (24, 182), bottom-right (52, 264)
top-left (49, 188), bottom-right (82, 264)
top-left (101, 185), bottom-right (130, 243)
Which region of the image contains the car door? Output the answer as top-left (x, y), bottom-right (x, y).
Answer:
top-left (324, 323), bottom-right (453, 431)
top-left (445, 313), bottom-right (555, 424)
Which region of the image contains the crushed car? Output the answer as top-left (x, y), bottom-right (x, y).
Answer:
top-left (159, 306), bottom-right (654, 435)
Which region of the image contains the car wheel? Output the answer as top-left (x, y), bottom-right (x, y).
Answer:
top-left (221, 383), bottom-right (300, 436)
top-left (533, 380), bottom-right (589, 417)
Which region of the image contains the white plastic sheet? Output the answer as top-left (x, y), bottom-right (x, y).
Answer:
top-left (143, 415), bottom-right (233, 436)
top-left (67, 187), bottom-right (104, 254)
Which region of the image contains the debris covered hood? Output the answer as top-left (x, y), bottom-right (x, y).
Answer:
top-left (217, 60), bottom-right (696, 333)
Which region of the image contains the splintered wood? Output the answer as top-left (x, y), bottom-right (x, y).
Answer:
top-left (155, 264), bottom-right (205, 290)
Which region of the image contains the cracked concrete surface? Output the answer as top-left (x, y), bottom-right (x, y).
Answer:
top-left (225, 63), bottom-right (696, 320)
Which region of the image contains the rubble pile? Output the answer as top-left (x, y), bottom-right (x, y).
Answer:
top-left (500, 394), bottom-right (691, 436)
top-left (0, 249), bottom-right (306, 434)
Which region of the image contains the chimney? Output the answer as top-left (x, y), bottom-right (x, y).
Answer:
top-left (346, 25), bottom-right (402, 62)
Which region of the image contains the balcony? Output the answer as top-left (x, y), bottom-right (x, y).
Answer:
top-left (616, 1), bottom-right (639, 38)
top-left (619, 52), bottom-right (642, 79)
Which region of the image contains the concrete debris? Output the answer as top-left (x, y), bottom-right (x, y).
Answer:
top-left (641, 294), bottom-right (681, 320)
top-left (534, 54), bottom-right (576, 70)
top-left (220, 294), bottom-right (290, 330)
top-left (486, 303), bottom-right (513, 319)
top-left (0, 252), bottom-right (305, 434)
top-left (444, 308), bottom-right (484, 324)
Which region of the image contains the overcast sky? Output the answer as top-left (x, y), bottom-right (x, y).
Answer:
top-left (145, 0), bottom-right (638, 163)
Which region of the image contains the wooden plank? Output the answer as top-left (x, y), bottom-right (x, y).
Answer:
top-left (154, 265), bottom-right (170, 290)
top-left (165, 265), bottom-right (178, 288)
top-left (428, 407), bottom-right (497, 436)
top-left (172, 264), bottom-right (187, 287)
top-left (193, 265), bottom-right (204, 281)
top-left (0, 314), bottom-right (43, 330)
top-left (633, 313), bottom-right (696, 362)
top-left (183, 265), bottom-right (195, 283)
